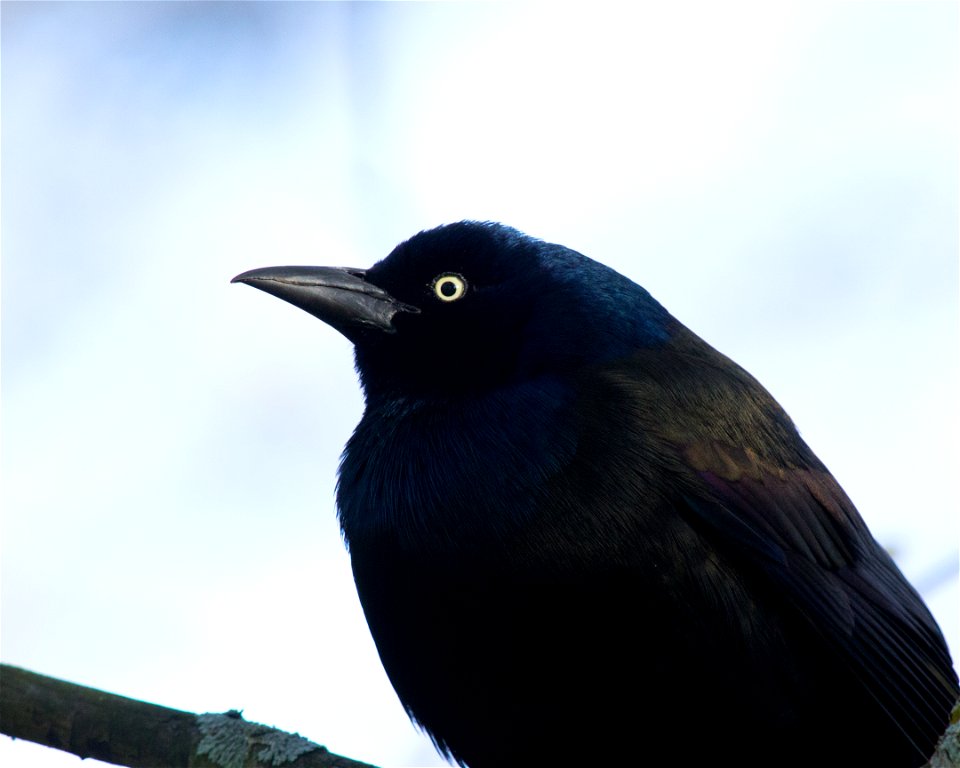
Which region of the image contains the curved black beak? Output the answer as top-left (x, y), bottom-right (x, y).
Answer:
top-left (232, 266), bottom-right (418, 343)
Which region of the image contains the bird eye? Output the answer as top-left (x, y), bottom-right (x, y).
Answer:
top-left (432, 273), bottom-right (467, 302)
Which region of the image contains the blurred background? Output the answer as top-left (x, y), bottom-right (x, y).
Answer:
top-left (1, 3), bottom-right (957, 766)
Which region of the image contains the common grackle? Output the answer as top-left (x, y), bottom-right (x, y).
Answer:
top-left (234, 222), bottom-right (957, 767)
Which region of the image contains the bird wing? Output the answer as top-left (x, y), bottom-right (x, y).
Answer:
top-left (677, 437), bottom-right (957, 757)
top-left (593, 338), bottom-right (956, 757)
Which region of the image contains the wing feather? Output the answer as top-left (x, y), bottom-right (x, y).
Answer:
top-left (681, 440), bottom-right (956, 758)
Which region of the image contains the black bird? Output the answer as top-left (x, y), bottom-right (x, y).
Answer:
top-left (233, 222), bottom-right (957, 767)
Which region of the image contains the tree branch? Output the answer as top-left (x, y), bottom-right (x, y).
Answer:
top-left (2, 662), bottom-right (957, 767)
top-left (929, 701), bottom-right (960, 768)
top-left (0, 664), bottom-right (378, 768)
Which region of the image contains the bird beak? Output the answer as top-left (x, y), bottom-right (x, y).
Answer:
top-left (231, 266), bottom-right (418, 342)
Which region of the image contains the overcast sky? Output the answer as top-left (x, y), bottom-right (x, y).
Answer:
top-left (2, 3), bottom-right (957, 766)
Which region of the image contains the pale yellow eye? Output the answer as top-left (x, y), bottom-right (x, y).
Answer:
top-left (433, 273), bottom-right (467, 302)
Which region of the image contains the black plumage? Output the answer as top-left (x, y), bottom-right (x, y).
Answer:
top-left (234, 221), bottom-right (957, 767)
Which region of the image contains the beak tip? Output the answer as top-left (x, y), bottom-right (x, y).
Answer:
top-left (231, 271), bottom-right (256, 285)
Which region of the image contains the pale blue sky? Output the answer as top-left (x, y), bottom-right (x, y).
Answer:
top-left (2, 3), bottom-right (957, 766)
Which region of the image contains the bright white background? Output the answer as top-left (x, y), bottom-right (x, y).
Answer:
top-left (2, 3), bottom-right (957, 766)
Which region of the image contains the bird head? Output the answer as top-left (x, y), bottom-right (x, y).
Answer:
top-left (233, 221), bottom-right (677, 400)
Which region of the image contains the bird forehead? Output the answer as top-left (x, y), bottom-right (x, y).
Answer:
top-left (378, 247), bottom-right (517, 284)
top-left (370, 223), bottom-right (545, 290)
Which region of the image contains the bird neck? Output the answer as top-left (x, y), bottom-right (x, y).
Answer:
top-left (337, 375), bottom-right (578, 557)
